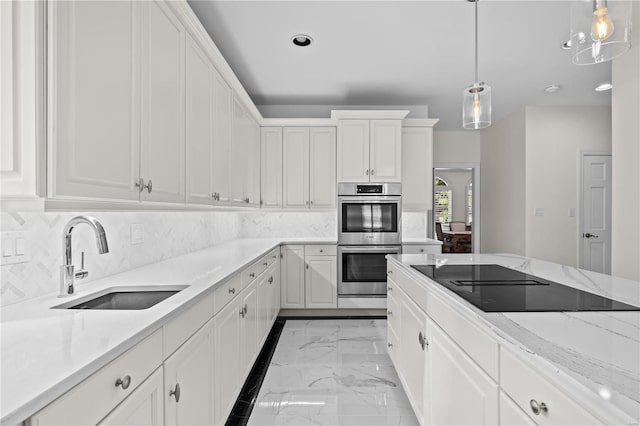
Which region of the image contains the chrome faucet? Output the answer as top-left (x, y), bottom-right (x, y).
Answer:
top-left (60, 216), bottom-right (109, 297)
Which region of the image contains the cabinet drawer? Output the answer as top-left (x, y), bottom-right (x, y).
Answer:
top-left (29, 330), bottom-right (163, 426)
top-left (163, 293), bottom-right (214, 357)
top-left (500, 348), bottom-right (603, 426)
top-left (402, 244), bottom-right (441, 254)
top-left (389, 263), bottom-right (428, 312)
top-left (242, 264), bottom-right (258, 287)
top-left (426, 291), bottom-right (499, 380)
top-left (305, 244), bottom-right (336, 256)
top-left (213, 274), bottom-right (241, 315)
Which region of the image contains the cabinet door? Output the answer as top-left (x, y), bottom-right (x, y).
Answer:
top-left (260, 127), bottom-right (283, 208)
top-left (257, 272), bottom-right (271, 347)
top-left (213, 298), bottom-right (241, 425)
top-left (280, 245), bottom-right (305, 308)
top-left (402, 126), bottom-right (433, 210)
top-left (212, 70), bottom-right (232, 203)
top-left (140, 1), bottom-right (185, 203)
top-left (248, 118), bottom-right (261, 206)
top-left (500, 391), bottom-right (537, 426)
top-left (185, 35), bottom-right (213, 205)
top-left (240, 282), bottom-right (258, 378)
top-left (282, 127), bottom-right (310, 208)
top-left (398, 288), bottom-right (429, 424)
top-left (99, 368), bottom-right (164, 426)
top-left (50, 1), bottom-right (140, 200)
top-left (337, 120), bottom-right (370, 182)
top-left (304, 255), bottom-right (337, 308)
top-left (427, 321), bottom-right (499, 425)
top-left (230, 95), bottom-right (247, 204)
top-left (164, 321), bottom-right (214, 426)
top-left (309, 127), bottom-right (336, 209)
top-left (370, 120), bottom-right (402, 182)
top-left (269, 261), bottom-right (281, 324)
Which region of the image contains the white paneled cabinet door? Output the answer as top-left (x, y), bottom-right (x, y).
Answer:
top-left (230, 95), bottom-right (248, 204)
top-left (280, 245), bottom-right (305, 309)
top-left (304, 255), bottom-right (337, 308)
top-left (402, 126), bottom-right (433, 210)
top-left (185, 35), bottom-right (213, 205)
top-left (427, 321), bottom-right (499, 425)
top-left (50, 1), bottom-right (140, 200)
top-left (260, 127), bottom-right (283, 208)
top-left (370, 120), bottom-right (402, 182)
top-left (337, 120), bottom-right (369, 182)
top-left (268, 262), bottom-right (281, 324)
top-left (212, 70), bottom-right (232, 204)
top-left (140, 0), bottom-right (185, 203)
top-left (282, 127), bottom-right (310, 208)
top-left (99, 368), bottom-right (164, 426)
top-left (309, 127), bottom-right (337, 209)
top-left (499, 391), bottom-right (537, 426)
top-left (257, 272), bottom-right (271, 347)
top-left (398, 288), bottom-right (428, 424)
top-left (164, 320), bottom-right (214, 426)
top-left (247, 119), bottom-right (261, 206)
top-left (213, 298), bottom-right (241, 425)
top-left (240, 282), bottom-right (258, 378)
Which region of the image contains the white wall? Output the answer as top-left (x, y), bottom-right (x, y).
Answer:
top-left (525, 106), bottom-right (611, 267)
top-left (433, 131), bottom-right (481, 163)
top-left (611, 5), bottom-right (640, 281)
top-left (480, 109), bottom-right (526, 255)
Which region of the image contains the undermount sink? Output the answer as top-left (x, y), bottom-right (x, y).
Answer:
top-left (53, 285), bottom-right (188, 310)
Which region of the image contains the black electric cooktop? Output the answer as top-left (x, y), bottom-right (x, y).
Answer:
top-left (411, 264), bottom-right (640, 313)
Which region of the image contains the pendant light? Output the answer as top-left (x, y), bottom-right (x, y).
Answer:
top-left (462, 0), bottom-right (491, 130)
top-left (570, 0), bottom-right (632, 65)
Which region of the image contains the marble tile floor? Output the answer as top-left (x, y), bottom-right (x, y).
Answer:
top-left (246, 319), bottom-right (419, 426)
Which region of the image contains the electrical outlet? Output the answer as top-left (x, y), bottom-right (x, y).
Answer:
top-left (1, 231), bottom-right (29, 265)
top-left (131, 224), bottom-right (145, 245)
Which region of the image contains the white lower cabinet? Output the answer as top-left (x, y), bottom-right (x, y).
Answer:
top-left (164, 319), bottom-right (214, 426)
top-left (281, 244), bottom-right (337, 309)
top-left (99, 368), bottom-right (164, 426)
top-left (240, 281), bottom-right (259, 378)
top-left (305, 255), bottom-right (337, 308)
top-left (281, 245), bottom-right (306, 308)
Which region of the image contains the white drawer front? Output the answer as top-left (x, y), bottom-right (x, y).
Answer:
top-left (163, 293), bottom-right (214, 357)
top-left (402, 244), bottom-right (441, 254)
top-left (305, 244), bottom-right (337, 256)
top-left (29, 330), bottom-right (163, 426)
top-left (242, 264), bottom-right (258, 287)
top-left (213, 274), bottom-right (241, 315)
top-left (500, 348), bottom-right (604, 426)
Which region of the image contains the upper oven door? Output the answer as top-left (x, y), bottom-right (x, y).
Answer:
top-left (338, 196), bottom-right (402, 245)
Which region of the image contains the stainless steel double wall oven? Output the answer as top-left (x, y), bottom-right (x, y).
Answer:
top-left (337, 183), bottom-right (401, 306)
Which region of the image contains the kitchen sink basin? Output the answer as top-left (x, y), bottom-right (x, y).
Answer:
top-left (53, 285), bottom-right (188, 310)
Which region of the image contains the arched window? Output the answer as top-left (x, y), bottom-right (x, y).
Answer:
top-left (434, 176), bottom-right (452, 225)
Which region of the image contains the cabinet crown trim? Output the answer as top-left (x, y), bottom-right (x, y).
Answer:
top-left (331, 110), bottom-right (410, 120)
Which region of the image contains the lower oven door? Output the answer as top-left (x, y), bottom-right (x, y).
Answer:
top-left (338, 246), bottom-right (401, 297)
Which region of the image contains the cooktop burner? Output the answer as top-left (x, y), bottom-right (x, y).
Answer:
top-left (411, 264), bottom-right (640, 313)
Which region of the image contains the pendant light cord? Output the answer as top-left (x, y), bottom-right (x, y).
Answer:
top-left (474, 0), bottom-right (479, 84)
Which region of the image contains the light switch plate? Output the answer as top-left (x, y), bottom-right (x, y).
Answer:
top-left (130, 224), bottom-right (145, 245)
top-left (1, 231), bottom-right (29, 265)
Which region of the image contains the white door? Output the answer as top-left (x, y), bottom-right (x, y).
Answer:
top-left (164, 321), bottom-right (214, 426)
top-left (246, 119), bottom-right (261, 206)
top-left (212, 70), bottom-right (232, 204)
top-left (240, 282), bottom-right (258, 377)
top-left (213, 298), bottom-right (241, 425)
top-left (282, 127), bottom-right (310, 208)
top-left (268, 262), bottom-right (281, 324)
top-left (309, 127), bottom-right (336, 209)
top-left (140, 1), bottom-right (185, 203)
top-left (50, 1), bottom-right (140, 201)
top-left (305, 255), bottom-right (337, 308)
top-left (185, 35), bottom-right (213, 205)
top-left (337, 120), bottom-right (370, 182)
top-left (256, 272), bottom-right (271, 347)
top-left (402, 126), bottom-right (433, 210)
top-left (260, 127), bottom-right (283, 208)
top-left (370, 120), bottom-right (402, 182)
top-left (580, 154), bottom-right (612, 274)
top-left (280, 245), bottom-right (305, 308)
top-left (230, 96), bottom-right (247, 204)
top-left (99, 368), bottom-right (164, 426)
top-left (427, 321), bottom-right (499, 425)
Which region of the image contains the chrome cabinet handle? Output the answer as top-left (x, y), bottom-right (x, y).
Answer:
top-left (135, 178), bottom-right (145, 193)
top-left (272, 255), bottom-right (277, 259)
top-left (418, 332), bottom-right (428, 350)
top-left (387, 270), bottom-right (393, 275)
top-left (243, 304), bottom-right (248, 315)
top-left (244, 197), bottom-right (250, 203)
top-left (420, 248), bottom-right (424, 253)
top-left (387, 310), bottom-right (393, 316)
top-left (260, 200), bottom-right (263, 205)
top-left (249, 272), bottom-right (255, 278)
top-left (529, 399), bottom-right (548, 416)
top-left (115, 375), bottom-right (132, 390)
top-left (144, 180), bottom-right (152, 193)
top-left (387, 343), bottom-right (393, 348)
top-left (212, 192), bottom-right (221, 200)
top-left (319, 249), bottom-right (323, 253)
top-left (263, 262), bottom-right (268, 266)
top-left (365, 169), bottom-right (369, 175)
top-left (268, 276), bottom-right (273, 284)
top-left (169, 383), bottom-right (181, 403)
top-left (387, 286), bottom-right (393, 291)
top-left (584, 233), bottom-right (599, 238)
top-left (240, 306), bottom-right (245, 318)
top-left (305, 200), bottom-right (309, 206)
top-left (228, 288), bottom-right (235, 295)
top-left (371, 169), bottom-right (374, 176)
top-left (306, 263), bottom-right (309, 270)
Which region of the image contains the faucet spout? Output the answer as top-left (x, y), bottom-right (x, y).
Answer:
top-left (60, 216), bottom-right (109, 297)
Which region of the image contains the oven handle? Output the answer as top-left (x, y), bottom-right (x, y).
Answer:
top-left (339, 246), bottom-right (401, 253)
top-left (338, 196), bottom-right (401, 203)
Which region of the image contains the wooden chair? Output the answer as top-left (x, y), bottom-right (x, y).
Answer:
top-left (435, 222), bottom-right (453, 253)
top-left (449, 221), bottom-right (466, 232)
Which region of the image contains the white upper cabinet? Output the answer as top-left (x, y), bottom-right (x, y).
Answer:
top-left (282, 127), bottom-right (310, 209)
top-left (139, 0), bottom-right (185, 204)
top-left (247, 118), bottom-right (261, 207)
top-left (49, 0), bottom-right (140, 201)
top-left (337, 119), bottom-right (401, 183)
top-left (260, 127), bottom-right (283, 208)
top-left (309, 127), bottom-right (337, 209)
top-left (402, 124), bottom-right (435, 211)
top-left (211, 70), bottom-right (232, 204)
top-left (337, 120), bottom-right (370, 182)
top-left (229, 95), bottom-right (259, 206)
top-left (185, 35), bottom-right (214, 205)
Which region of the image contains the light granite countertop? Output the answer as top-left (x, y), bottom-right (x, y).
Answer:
top-left (388, 253), bottom-right (640, 425)
top-left (0, 237), bottom-right (335, 425)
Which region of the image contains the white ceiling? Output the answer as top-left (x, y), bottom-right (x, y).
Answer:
top-left (187, 0), bottom-right (612, 130)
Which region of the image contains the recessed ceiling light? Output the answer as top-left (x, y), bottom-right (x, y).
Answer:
top-left (291, 34), bottom-right (312, 47)
top-left (544, 84), bottom-right (562, 93)
top-left (595, 82), bottom-right (613, 91)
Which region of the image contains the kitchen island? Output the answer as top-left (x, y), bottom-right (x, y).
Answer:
top-left (387, 253), bottom-right (640, 425)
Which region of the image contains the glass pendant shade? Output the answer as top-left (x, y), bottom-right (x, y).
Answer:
top-left (463, 83), bottom-right (491, 130)
top-left (570, 0), bottom-right (632, 65)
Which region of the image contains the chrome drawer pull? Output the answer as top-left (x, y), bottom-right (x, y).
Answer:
top-left (529, 399), bottom-right (548, 416)
top-left (170, 383), bottom-right (181, 403)
top-left (228, 288), bottom-right (235, 295)
top-left (115, 375), bottom-right (131, 390)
